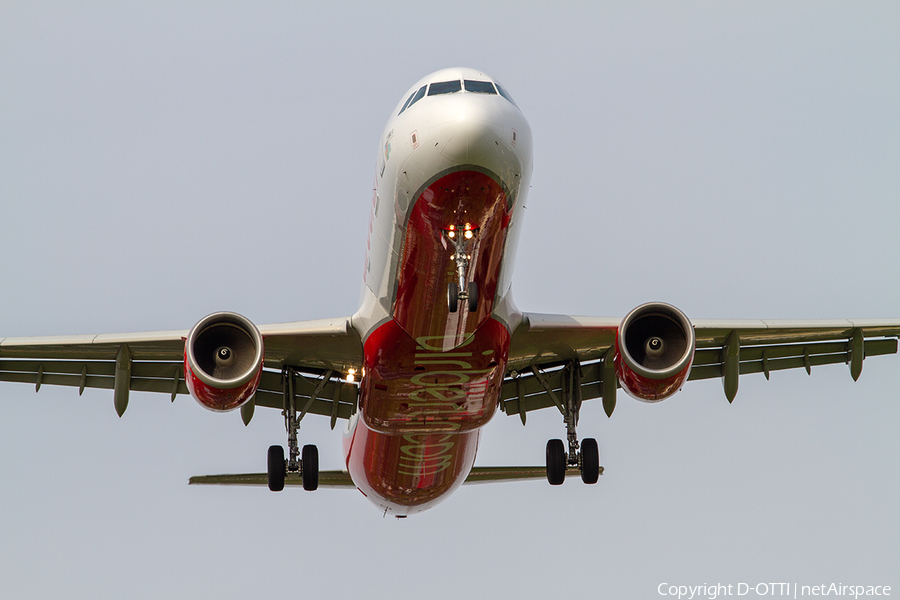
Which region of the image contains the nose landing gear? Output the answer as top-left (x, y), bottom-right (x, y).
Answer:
top-left (444, 225), bottom-right (479, 313)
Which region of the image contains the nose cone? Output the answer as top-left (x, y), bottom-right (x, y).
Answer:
top-left (425, 93), bottom-right (531, 184)
top-left (431, 95), bottom-right (501, 164)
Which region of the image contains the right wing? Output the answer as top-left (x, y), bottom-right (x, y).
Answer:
top-left (500, 313), bottom-right (900, 423)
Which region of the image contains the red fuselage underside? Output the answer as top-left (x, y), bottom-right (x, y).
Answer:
top-left (345, 170), bottom-right (512, 512)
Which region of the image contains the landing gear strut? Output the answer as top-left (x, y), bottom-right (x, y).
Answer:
top-left (267, 367), bottom-right (319, 492)
top-left (444, 225), bottom-right (478, 313)
top-left (545, 361), bottom-right (603, 485)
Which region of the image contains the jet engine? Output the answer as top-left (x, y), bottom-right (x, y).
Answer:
top-left (616, 302), bottom-right (695, 402)
top-left (184, 312), bottom-right (264, 412)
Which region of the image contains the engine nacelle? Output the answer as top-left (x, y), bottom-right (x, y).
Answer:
top-left (616, 302), bottom-right (695, 402)
top-left (184, 312), bottom-right (264, 412)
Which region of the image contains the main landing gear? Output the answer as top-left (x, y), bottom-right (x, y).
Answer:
top-left (444, 224), bottom-right (478, 313)
top-left (545, 361), bottom-right (603, 485)
top-left (268, 367), bottom-right (319, 492)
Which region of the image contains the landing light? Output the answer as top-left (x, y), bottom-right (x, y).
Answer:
top-left (347, 368), bottom-right (356, 383)
top-left (444, 224), bottom-right (477, 243)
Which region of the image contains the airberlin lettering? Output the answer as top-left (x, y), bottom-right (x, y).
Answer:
top-left (397, 433), bottom-right (454, 476)
top-left (395, 335), bottom-right (494, 476)
top-left (408, 335), bottom-right (490, 419)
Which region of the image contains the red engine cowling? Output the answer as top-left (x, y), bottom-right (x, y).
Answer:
top-left (184, 312), bottom-right (264, 412)
top-left (616, 302), bottom-right (695, 402)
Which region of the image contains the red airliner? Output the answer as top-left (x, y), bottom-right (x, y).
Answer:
top-left (2, 68), bottom-right (898, 517)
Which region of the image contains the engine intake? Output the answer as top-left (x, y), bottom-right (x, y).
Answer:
top-left (184, 312), bottom-right (264, 412)
top-left (616, 302), bottom-right (695, 402)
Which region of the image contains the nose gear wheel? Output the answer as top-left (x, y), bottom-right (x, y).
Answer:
top-left (448, 281), bottom-right (479, 313)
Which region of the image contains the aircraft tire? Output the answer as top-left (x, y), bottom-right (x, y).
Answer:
top-left (580, 438), bottom-right (600, 484)
top-left (467, 281), bottom-right (478, 313)
top-left (302, 444), bottom-right (319, 491)
top-left (448, 283), bottom-right (459, 313)
top-left (267, 445), bottom-right (285, 492)
top-left (546, 439), bottom-right (566, 485)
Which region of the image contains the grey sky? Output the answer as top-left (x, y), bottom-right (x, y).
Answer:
top-left (1, 2), bottom-right (898, 598)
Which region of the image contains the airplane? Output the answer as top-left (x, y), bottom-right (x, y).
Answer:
top-left (1, 66), bottom-right (898, 517)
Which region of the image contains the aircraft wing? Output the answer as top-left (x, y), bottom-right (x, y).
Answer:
top-left (501, 313), bottom-right (900, 423)
top-left (0, 317), bottom-right (363, 425)
top-left (4, 312), bottom-right (898, 426)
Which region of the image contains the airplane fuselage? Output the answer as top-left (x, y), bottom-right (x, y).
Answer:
top-left (343, 68), bottom-right (533, 515)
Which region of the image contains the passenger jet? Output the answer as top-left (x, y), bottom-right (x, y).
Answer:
top-left (2, 67), bottom-right (898, 517)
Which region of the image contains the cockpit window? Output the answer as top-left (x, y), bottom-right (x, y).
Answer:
top-left (398, 78), bottom-right (516, 114)
top-left (408, 85), bottom-right (426, 109)
top-left (398, 90), bottom-right (417, 115)
top-left (464, 80), bottom-right (496, 94)
top-left (495, 83), bottom-right (518, 108)
top-left (399, 85), bottom-right (427, 115)
top-left (428, 80), bottom-right (462, 96)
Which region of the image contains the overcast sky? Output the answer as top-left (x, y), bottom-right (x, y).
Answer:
top-left (1, 2), bottom-right (898, 599)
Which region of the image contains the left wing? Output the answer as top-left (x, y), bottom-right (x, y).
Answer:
top-left (0, 317), bottom-right (363, 425)
top-left (501, 313), bottom-right (900, 423)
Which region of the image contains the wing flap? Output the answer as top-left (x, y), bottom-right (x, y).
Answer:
top-left (252, 389), bottom-right (356, 421)
top-left (0, 359), bottom-right (185, 378)
top-left (0, 358), bottom-right (189, 396)
top-left (688, 337), bottom-right (897, 382)
top-left (507, 313), bottom-right (618, 372)
top-left (260, 318), bottom-right (363, 372)
top-left (693, 319), bottom-right (900, 346)
top-left (500, 360), bottom-right (605, 417)
top-left (252, 369), bottom-right (358, 421)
